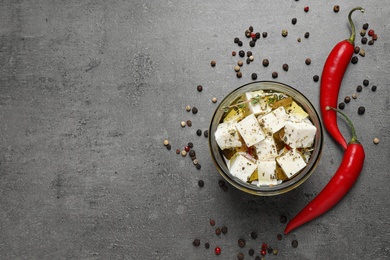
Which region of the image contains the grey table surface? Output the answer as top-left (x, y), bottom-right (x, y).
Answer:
top-left (1, 0), bottom-right (390, 259)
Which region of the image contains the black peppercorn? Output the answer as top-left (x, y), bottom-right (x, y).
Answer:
top-left (238, 238), bottom-right (246, 248)
top-left (192, 107), bottom-right (198, 114)
top-left (197, 85), bottom-right (203, 92)
top-left (189, 150), bottom-right (196, 157)
top-left (304, 32), bottom-right (310, 38)
top-left (166, 144), bottom-right (171, 150)
top-left (221, 226), bottom-right (228, 234)
top-left (292, 240), bottom-right (298, 248)
top-left (193, 238), bottom-right (201, 246)
top-left (248, 26), bottom-right (254, 32)
top-left (356, 85), bottom-right (363, 92)
top-left (251, 231), bottom-right (258, 239)
top-left (368, 39), bottom-right (374, 45)
top-left (361, 37), bottom-right (368, 44)
top-left (246, 51), bottom-right (252, 57)
top-left (262, 59), bottom-right (269, 67)
top-left (262, 32), bottom-right (268, 38)
top-left (354, 46), bottom-right (360, 54)
top-left (236, 71), bottom-right (242, 78)
top-left (344, 96), bottom-right (351, 103)
top-left (198, 180), bottom-right (204, 187)
top-left (351, 56), bottom-right (358, 64)
top-left (196, 129), bottom-right (202, 136)
top-left (232, 51), bottom-right (236, 56)
top-left (246, 58), bottom-right (251, 64)
top-left (239, 50), bottom-right (245, 57)
top-left (313, 75), bottom-right (319, 82)
top-left (358, 106), bottom-right (365, 115)
top-left (210, 60), bottom-right (216, 67)
top-left (363, 79), bottom-right (369, 86)
top-left (305, 58), bottom-right (311, 65)
top-left (338, 102), bottom-right (345, 109)
top-left (371, 85), bottom-right (377, 91)
top-left (272, 71), bottom-right (278, 78)
top-left (204, 130), bottom-right (209, 138)
top-left (255, 32), bottom-right (261, 39)
top-left (237, 252), bottom-right (244, 260)
top-left (333, 5), bottom-right (340, 12)
top-left (267, 246), bottom-right (273, 254)
top-left (205, 242), bottom-right (210, 249)
top-left (251, 73), bottom-right (257, 80)
top-left (186, 120), bottom-right (192, 127)
top-left (196, 164), bottom-right (201, 170)
top-left (282, 63), bottom-right (289, 71)
top-left (188, 142), bottom-right (193, 148)
top-left (248, 248), bottom-right (255, 256)
top-left (234, 37), bottom-right (239, 43)
top-left (238, 40), bottom-right (243, 47)
top-left (292, 17), bottom-right (297, 25)
top-left (249, 40), bottom-right (255, 47)
top-left (363, 23), bottom-right (369, 30)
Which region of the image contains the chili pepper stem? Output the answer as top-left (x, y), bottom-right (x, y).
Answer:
top-left (348, 7), bottom-right (365, 44)
top-left (326, 106), bottom-right (359, 143)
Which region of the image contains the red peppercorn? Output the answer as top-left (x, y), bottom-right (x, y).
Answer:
top-left (215, 247), bottom-right (221, 255)
top-left (210, 219), bottom-right (215, 226)
top-left (304, 6), bottom-right (309, 12)
top-left (368, 29), bottom-right (375, 36)
top-left (261, 243), bottom-right (268, 250)
top-left (251, 33), bottom-right (256, 39)
top-left (184, 146), bottom-right (190, 152)
top-left (261, 249), bottom-right (267, 256)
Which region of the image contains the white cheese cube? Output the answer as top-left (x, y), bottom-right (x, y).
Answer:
top-left (286, 101), bottom-right (309, 121)
top-left (257, 160), bottom-right (278, 186)
top-left (244, 91), bottom-right (272, 115)
top-left (229, 153), bottom-right (257, 183)
top-left (236, 114), bottom-right (266, 147)
top-left (253, 136), bottom-right (278, 161)
top-left (215, 122), bottom-right (242, 150)
top-left (258, 106), bottom-right (287, 134)
top-left (283, 121), bottom-right (317, 148)
top-left (276, 149), bottom-right (307, 179)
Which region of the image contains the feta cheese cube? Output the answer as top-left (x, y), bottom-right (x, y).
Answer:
top-left (258, 106), bottom-right (287, 134)
top-left (229, 153), bottom-right (257, 183)
top-left (286, 101), bottom-right (309, 120)
top-left (244, 91), bottom-right (272, 115)
top-left (257, 160), bottom-right (278, 186)
top-left (215, 122), bottom-right (242, 150)
top-left (283, 121), bottom-right (317, 148)
top-left (276, 149), bottom-right (307, 179)
top-left (253, 136), bottom-right (278, 161)
top-left (236, 114), bottom-right (266, 147)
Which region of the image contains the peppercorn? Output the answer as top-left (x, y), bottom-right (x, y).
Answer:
top-left (246, 58), bottom-right (251, 65)
top-left (192, 159), bottom-right (198, 165)
top-left (305, 58), bottom-right (311, 65)
top-left (338, 102), bottom-right (345, 109)
top-left (351, 56), bottom-right (358, 64)
top-left (368, 39), bottom-right (374, 45)
top-left (262, 59), bottom-right (269, 67)
top-left (356, 85), bottom-right (363, 92)
top-left (372, 34), bottom-right (378, 41)
top-left (232, 51), bottom-right (237, 56)
top-left (193, 238), bottom-right (201, 246)
top-left (214, 247), bottom-right (221, 255)
top-left (333, 5), bottom-right (340, 12)
top-left (363, 79), bottom-right (369, 86)
top-left (234, 65), bottom-right (240, 72)
top-left (373, 137), bottom-right (380, 144)
top-left (249, 40), bottom-right (255, 47)
top-left (196, 129), bottom-right (202, 136)
top-left (196, 164), bottom-right (201, 170)
top-left (277, 234), bottom-right (283, 240)
top-left (215, 227), bottom-right (221, 235)
top-left (352, 93), bottom-right (357, 99)
top-left (359, 48), bottom-right (365, 57)
top-left (180, 121), bottom-right (186, 127)
top-left (185, 120), bottom-right (192, 127)
top-left (262, 32), bottom-right (268, 38)
top-left (304, 32), bottom-right (310, 38)
top-left (210, 219), bottom-right (215, 226)
top-left (251, 73), bottom-right (257, 80)
top-left (255, 32), bottom-right (261, 39)
top-left (248, 248), bottom-right (255, 256)
top-left (344, 96), bottom-right (351, 103)
top-left (292, 18), bottom-right (297, 25)
top-left (361, 37), bottom-right (368, 44)
top-left (238, 60), bottom-right (244, 66)
top-left (363, 23), bottom-right (369, 30)
top-left (357, 106), bottom-right (365, 115)
top-left (260, 249), bottom-right (266, 256)
top-left (297, 37), bottom-right (301, 42)
top-left (251, 231), bottom-right (258, 239)
top-left (304, 6), bottom-right (309, 12)
top-left (313, 75), bottom-right (319, 82)
top-left (238, 40), bottom-right (243, 47)
top-left (192, 107), bottom-right (198, 114)
top-left (166, 144), bottom-right (171, 150)
top-left (279, 215), bottom-right (287, 223)
top-left (282, 63), bottom-right (289, 71)
top-left (176, 149), bottom-right (180, 154)
top-left (246, 51), bottom-right (252, 57)
top-left (238, 238), bottom-right (246, 248)
top-left (282, 29), bottom-right (288, 37)
top-left (272, 71), bottom-right (278, 78)
top-left (163, 139), bottom-right (169, 146)
top-left (360, 29), bottom-right (366, 37)
top-left (249, 56), bottom-right (254, 62)
top-left (371, 85), bottom-right (377, 91)
top-left (198, 180), bottom-right (204, 187)
top-left (221, 226), bottom-right (228, 234)
top-left (292, 240), bottom-right (298, 248)
top-left (238, 50), bottom-right (245, 58)
top-left (210, 60), bottom-right (216, 67)
top-left (236, 72), bottom-right (242, 78)
top-left (245, 29), bottom-right (251, 38)
top-left (212, 97), bottom-right (218, 103)
top-left (354, 46), bottom-right (360, 54)
top-left (205, 242), bottom-right (210, 249)
top-left (204, 130), bottom-right (208, 138)
top-left (197, 85), bottom-right (203, 92)
top-left (237, 252), bottom-right (244, 260)
top-left (234, 37), bottom-right (239, 43)
top-left (248, 26), bottom-right (254, 32)
top-left (368, 29), bottom-right (375, 36)
top-left (267, 247), bottom-right (273, 254)
top-left (181, 150), bottom-right (187, 157)
top-left (273, 249), bottom-right (278, 255)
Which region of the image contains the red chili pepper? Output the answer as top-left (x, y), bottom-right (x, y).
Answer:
top-left (284, 107), bottom-right (365, 234)
top-left (320, 7), bottom-right (364, 150)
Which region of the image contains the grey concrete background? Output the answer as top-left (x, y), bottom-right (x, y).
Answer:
top-left (1, 0), bottom-right (389, 259)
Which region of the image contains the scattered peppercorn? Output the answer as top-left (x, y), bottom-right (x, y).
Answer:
top-left (356, 85), bottom-right (363, 92)
top-left (196, 129), bottom-right (202, 136)
top-left (260, 249), bottom-right (266, 256)
top-left (246, 51), bottom-right (252, 57)
top-left (359, 48), bottom-right (365, 57)
top-left (166, 144), bottom-right (171, 150)
top-left (333, 5), bottom-right (340, 12)
top-left (360, 29), bottom-right (366, 37)
top-left (304, 32), bottom-right (310, 38)
top-left (297, 37), bottom-right (301, 42)
top-left (249, 55), bottom-right (254, 61)
top-left (373, 137), bottom-right (380, 144)
top-left (249, 40), bottom-right (255, 47)
top-left (212, 97), bottom-right (218, 103)
top-left (251, 73), bottom-right (258, 80)
top-left (338, 102), bottom-right (345, 109)
top-left (198, 180), bottom-right (204, 187)
top-left (292, 18), bottom-right (297, 25)
top-left (193, 159), bottom-right (199, 165)
top-left (262, 32), bottom-right (268, 38)
top-left (205, 242), bottom-right (210, 249)
top-left (238, 60), bottom-right (244, 66)
top-left (267, 247), bottom-right (273, 254)
top-left (363, 79), bottom-right (369, 86)
top-left (245, 29), bottom-right (251, 38)
top-left (282, 63), bottom-right (289, 71)
top-left (368, 29), bottom-right (375, 36)
top-left (232, 51), bottom-right (237, 56)
top-left (371, 85), bottom-right (377, 91)
top-left (238, 40), bottom-right (243, 47)
top-left (351, 56), bottom-right (358, 64)
top-left (186, 105), bottom-right (191, 112)
top-left (352, 93), bottom-right (357, 99)
top-left (372, 34), bottom-right (378, 41)
top-left (304, 6), bottom-right (309, 12)
top-left (180, 121), bottom-right (186, 127)
top-left (248, 248), bottom-right (255, 256)
top-left (215, 227), bottom-right (221, 235)
top-left (246, 58), bottom-right (251, 65)
top-left (196, 164), bottom-right (201, 170)
top-left (238, 50), bottom-right (245, 58)
top-left (181, 150), bottom-right (187, 157)
top-left (313, 75), bottom-right (319, 82)
top-left (344, 96), bottom-right (351, 103)
top-left (358, 106), bottom-right (365, 115)
top-left (282, 29), bottom-right (288, 37)
top-left (272, 71), bottom-right (278, 78)
top-left (210, 219), bottom-right (215, 226)
top-left (262, 59), bottom-right (269, 67)
top-left (234, 37), bottom-right (239, 43)
top-left (210, 60), bottom-right (216, 67)
top-left (192, 107), bottom-right (198, 114)
top-left (238, 238), bottom-right (246, 248)
top-left (163, 139), bottom-right (169, 146)
top-left (204, 130), bottom-right (209, 138)
top-left (237, 71), bottom-right (243, 78)
top-left (368, 39), bottom-right (374, 45)
top-left (237, 252), bottom-right (244, 260)
top-left (277, 234), bottom-right (283, 240)
top-left (354, 46), bottom-right (360, 54)
top-left (248, 26), bottom-right (254, 32)
top-left (251, 231), bottom-right (258, 239)
top-left (186, 120), bottom-right (192, 127)
top-left (305, 58), bottom-right (311, 65)
top-left (184, 146), bottom-right (190, 152)
top-left (197, 85), bottom-right (203, 92)
top-left (292, 240), bottom-right (298, 248)
top-left (193, 238), bottom-right (200, 246)
top-left (273, 249), bottom-right (278, 255)
top-left (279, 215), bottom-right (287, 223)
top-left (234, 65), bottom-right (240, 72)
top-left (176, 149), bottom-right (180, 154)
top-left (363, 23), bottom-right (369, 30)
top-left (361, 37), bottom-right (368, 44)
top-left (215, 247), bottom-right (221, 255)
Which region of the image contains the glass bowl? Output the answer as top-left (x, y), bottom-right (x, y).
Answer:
top-left (208, 81), bottom-right (323, 196)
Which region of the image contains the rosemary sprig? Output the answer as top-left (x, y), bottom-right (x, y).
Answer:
top-left (221, 95), bottom-right (262, 112)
